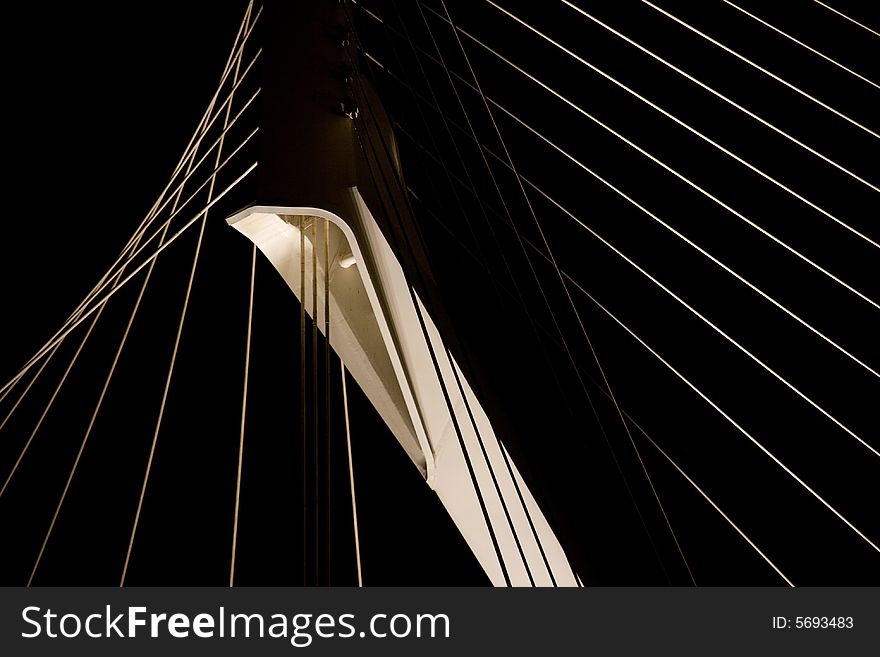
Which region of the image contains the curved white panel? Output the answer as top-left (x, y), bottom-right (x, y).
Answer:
top-left (226, 189), bottom-right (579, 586)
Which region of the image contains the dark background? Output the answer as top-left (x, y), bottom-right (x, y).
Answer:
top-left (0, 0), bottom-right (878, 585)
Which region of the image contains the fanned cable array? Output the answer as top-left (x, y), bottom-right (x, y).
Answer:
top-left (0, 1), bottom-right (263, 586)
top-left (0, 0), bottom-right (877, 586)
top-left (351, 0), bottom-right (879, 584)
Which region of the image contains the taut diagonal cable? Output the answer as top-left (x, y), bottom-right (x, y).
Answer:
top-left (721, 0), bottom-right (879, 89)
top-left (343, 26), bottom-right (513, 584)
top-left (503, 230), bottom-right (880, 555)
top-left (340, 363), bottom-right (363, 587)
top-left (0, 32), bottom-right (255, 492)
top-left (0, 102), bottom-right (261, 405)
top-left (411, 2), bottom-right (699, 582)
top-left (363, 37), bottom-right (880, 441)
top-left (640, 0), bottom-right (880, 140)
top-left (120, 13), bottom-right (251, 583)
top-left (300, 217), bottom-right (308, 586)
top-left (483, 0), bottom-right (880, 256)
top-left (230, 244), bottom-right (257, 587)
top-left (370, 56), bottom-right (879, 458)
top-left (0, 297), bottom-right (111, 498)
top-left (0, 7), bottom-right (263, 404)
top-left (404, 163), bottom-right (798, 587)
top-left (28, 208), bottom-right (177, 586)
top-left (384, 0), bottom-right (541, 585)
top-left (630, 415), bottom-right (795, 587)
top-left (556, 0), bottom-right (880, 195)
top-left (811, 0), bottom-right (880, 38)
top-left (423, 4), bottom-right (879, 313)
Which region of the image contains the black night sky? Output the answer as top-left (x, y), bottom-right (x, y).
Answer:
top-left (1, 0), bottom-right (878, 586)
